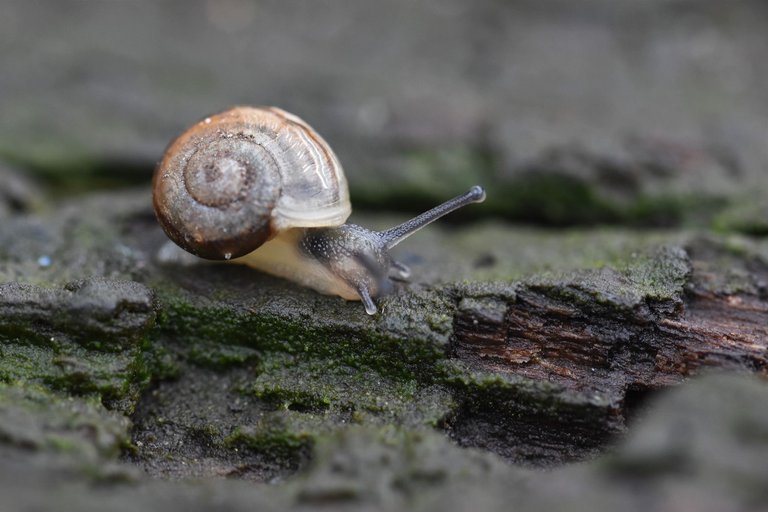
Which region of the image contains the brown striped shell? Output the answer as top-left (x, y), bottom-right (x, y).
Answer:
top-left (152, 107), bottom-right (351, 260)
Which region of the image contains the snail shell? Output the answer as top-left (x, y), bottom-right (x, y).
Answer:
top-left (152, 106), bottom-right (351, 260)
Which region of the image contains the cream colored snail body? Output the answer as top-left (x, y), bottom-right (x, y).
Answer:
top-left (152, 106), bottom-right (485, 315)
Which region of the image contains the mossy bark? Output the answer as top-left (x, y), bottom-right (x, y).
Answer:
top-left (1, 188), bottom-right (767, 494)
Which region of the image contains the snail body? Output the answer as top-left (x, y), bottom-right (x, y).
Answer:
top-left (153, 106), bottom-right (485, 314)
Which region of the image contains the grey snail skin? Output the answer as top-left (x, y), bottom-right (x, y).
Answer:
top-left (152, 106), bottom-right (486, 315)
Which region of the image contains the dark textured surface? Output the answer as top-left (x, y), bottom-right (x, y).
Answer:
top-left (2, 375), bottom-right (767, 511)
top-left (1, 185), bottom-right (767, 480)
top-left (2, 1), bottom-right (768, 510)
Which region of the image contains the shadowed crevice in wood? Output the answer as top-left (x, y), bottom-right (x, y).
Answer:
top-left (449, 244), bottom-right (768, 464)
top-left (454, 291), bottom-right (768, 391)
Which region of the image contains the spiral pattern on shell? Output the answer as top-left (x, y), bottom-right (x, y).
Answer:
top-left (152, 107), bottom-right (351, 260)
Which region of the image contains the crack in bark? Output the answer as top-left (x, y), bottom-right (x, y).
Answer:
top-left (449, 256), bottom-right (768, 464)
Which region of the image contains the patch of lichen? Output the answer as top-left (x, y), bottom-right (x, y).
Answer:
top-left (686, 235), bottom-right (768, 296)
top-left (522, 245), bottom-right (690, 315)
top-left (450, 241), bottom-right (690, 323)
top-left (616, 246), bottom-right (691, 302)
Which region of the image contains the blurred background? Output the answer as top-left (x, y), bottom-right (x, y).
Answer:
top-left (1, 0), bottom-right (766, 228)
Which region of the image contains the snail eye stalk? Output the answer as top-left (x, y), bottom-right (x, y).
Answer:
top-left (379, 186), bottom-right (486, 249)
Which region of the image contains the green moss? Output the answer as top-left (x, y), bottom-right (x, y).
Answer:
top-left (352, 145), bottom-right (731, 228)
top-left (713, 195), bottom-right (768, 236)
top-left (136, 342), bottom-right (180, 383)
top-left (185, 341), bottom-right (260, 369)
top-left (522, 245), bottom-right (690, 315)
top-left (152, 284), bottom-right (452, 382)
top-left (686, 236), bottom-right (768, 296)
top-left (351, 145), bottom-right (496, 214)
top-left (416, 223), bottom-right (682, 284)
top-left (0, 336), bottom-right (152, 412)
top-left (628, 194), bottom-right (725, 228)
top-left (247, 357), bottom-right (454, 429)
top-left (619, 246), bottom-right (690, 302)
top-left (142, 229), bottom-right (697, 461)
top-left (44, 434), bottom-right (78, 452)
top-left (225, 416), bottom-right (314, 462)
top-left (438, 360), bottom-right (563, 402)
top-left (438, 360), bottom-right (619, 460)
top-left (142, 282), bottom-right (460, 465)
top-left (492, 174), bottom-right (620, 225)
top-left (0, 384), bottom-right (131, 461)
top-left (288, 425), bottom-right (510, 507)
top-left (353, 146), bottom-right (668, 226)
top-left (0, 279), bottom-right (155, 354)
top-left (0, 146), bottom-right (151, 197)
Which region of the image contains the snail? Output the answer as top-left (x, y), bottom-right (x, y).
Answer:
top-left (152, 106), bottom-right (485, 315)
